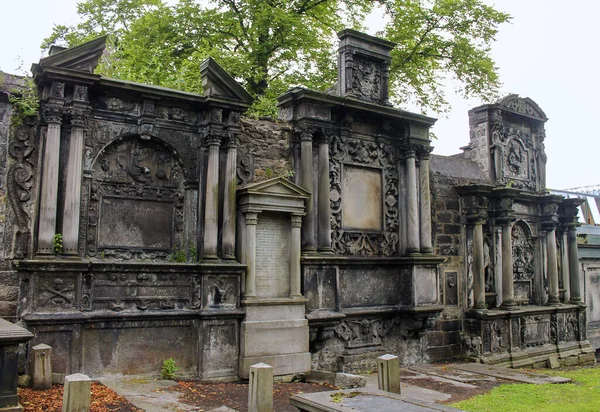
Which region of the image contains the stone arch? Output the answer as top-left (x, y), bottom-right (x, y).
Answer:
top-left (85, 134), bottom-right (186, 259)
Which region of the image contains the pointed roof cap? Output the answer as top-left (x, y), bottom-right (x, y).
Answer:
top-left (200, 57), bottom-right (253, 105)
top-left (33, 35), bottom-right (108, 74)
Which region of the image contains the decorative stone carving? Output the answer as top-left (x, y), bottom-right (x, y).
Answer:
top-left (237, 153), bottom-right (255, 186)
top-left (351, 57), bottom-right (381, 102)
top-left (497, 95), bottom-right (547, 121)
top-left (512, 221), bottom-right (535, 302)
top-left (329, 135), bottom-right (398, 256)
top-left (334, 318), bottom-right (395, 348)
top-left (37, 275), bottom-right (76, 310)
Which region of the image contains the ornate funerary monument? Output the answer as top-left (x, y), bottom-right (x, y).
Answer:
top-left (0, 29), bottom-right (594, 381)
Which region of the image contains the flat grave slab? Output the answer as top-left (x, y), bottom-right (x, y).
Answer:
top-left (450, 364), bottom-right (570, 384)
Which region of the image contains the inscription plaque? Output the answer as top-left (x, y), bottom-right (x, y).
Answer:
top-left (99, 197), bottom-right (173, 249)
top-left (342, 166), bottom-right (382, 230)
top-left (255, 212), bottom-right (290, 298)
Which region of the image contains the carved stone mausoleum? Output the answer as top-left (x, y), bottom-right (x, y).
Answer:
top-left (0, 29), bottom-right (595, 381)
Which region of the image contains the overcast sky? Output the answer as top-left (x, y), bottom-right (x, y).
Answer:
top-left (1, 0), bottom-right (598, 190)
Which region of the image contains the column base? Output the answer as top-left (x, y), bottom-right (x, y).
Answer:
top-left (547, 297), bottom-right (561, 306)
top-left (501, 300), bottom-right (519, 311)
top-left (301, 248), bottom-right (319, 256)
top-left (222, 254), bottom-right (237, 261)
top-left (202, 254), bottom-right (219, 260)
top-left (419, 247), bottom-right (434, 254)
top-left (317, 248), bottom-right (334, 255)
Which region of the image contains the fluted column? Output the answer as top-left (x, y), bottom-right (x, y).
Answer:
top-left (472, 220), bottom-right (486, 309)
top-left (567, 223), bottom-right (581, 303)
top-left (405, 149), bottom-right (420, 254)
top-left (244, 212), bottom-right (258, 298)
top-left (221, 132), bottom-right (238, 259)
top-left (419, 149), bottom-right (432, 253)
top-left (299, 127), bottom-right (316, 252)
top-left (62, 109), bottom-right (87, 254)
top-left (317, 136), bottom-right (331, 252)
top-left (500, 221), bottom-right (517, 309)
top-left (37, 106), bottom-right (63, 253)
top-left (203, 131), bottom-right (222, 258)
top-left (290, 215), bottom-right (303, 297)
top-left (546, 227), bottom-right (560, 305)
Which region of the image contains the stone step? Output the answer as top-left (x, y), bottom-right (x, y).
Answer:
top-left (450, 363), bottom-right (570, 384)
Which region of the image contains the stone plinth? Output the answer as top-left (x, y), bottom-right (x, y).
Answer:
top-left (248, 363), bottom-right (273, 412)
top-left (31, 344), bottom-right (53, 390)
top-left (62, 373), bottom-right (91, 412)
top-left (0, 318), bottom-right (34, 412)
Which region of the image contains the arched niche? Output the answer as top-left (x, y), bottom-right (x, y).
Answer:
top-left (85, 134), bottom-right (186, 259)
top-left (512, 220), bottom-right (535, 303)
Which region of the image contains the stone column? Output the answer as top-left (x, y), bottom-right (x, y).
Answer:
top-left (405, 149), bottom-right (420, 254)
top-left (244, 212), bottom-right (258, 298)
top-left (203, 132), bottom-right (221, 258)
top-left (62, 110), bottom-right (87, 254)
top-left (546, 226), bottom-right (560, 305)
top-left (472, 220), bottom-right (486, 309)
top-left (567, 223), bottom-right (582, 303)
top-left (317, 136), bottom-right (331, 252)
top-left (221, 133), bottom-right (237, 259)
top-left (299, 127), bottom-right (316, 252)
top-left (38, 106), bottom-right (63, 253)
top-left (561, 231), bottom-right (570, 302)
top-left (500, 221), bottom-right (517, 309)
top-left (290, 215), bottom-right (303, 298)
top-left (419, 149), bottom-right (433, 253)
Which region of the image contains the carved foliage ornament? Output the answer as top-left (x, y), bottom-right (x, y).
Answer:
top-left (329, 135), bottom-right (398, 256)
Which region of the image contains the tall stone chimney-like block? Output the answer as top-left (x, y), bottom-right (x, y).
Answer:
top-left (337, 29), bottom-right (396, 105)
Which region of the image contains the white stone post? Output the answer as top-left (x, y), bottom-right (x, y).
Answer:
top-left (317, 138), bottom-right (332, 252)
top-left (62, 373), bottom-right (91, 412)
top-left (62, 111), bottom-right (86, 254)
top-left (299, 128), bottom-right (316, 252)
top-left (567, 223), bottom-right (582, 303)
top-left (290, 215), bottom-right (303, 297)
top-left (38, 107), bottom-right (63, 253)
top-left (547, 227), bottom-right (560, 305)
top-left (472, 221), bottom-right (486, 309)
top-left (203, 132), bottom-right (221, 258)
top-left (405, 149), bottom-right (420, 254)
top-left (248, 363), bottom-right (273, 412)
top-left (245, 212), bottom-right (258, 297)
top-left (31, 343), bottom-right (52, 390)
top-left (377, 354), bottom-right (401, 394)
top-left (419, 150), bottom-right (432, 253)
top-left (222, 135), bottom-right (237, 259)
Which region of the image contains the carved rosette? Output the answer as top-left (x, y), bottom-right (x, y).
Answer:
top-left (329, 135), bottom-right (399, 256)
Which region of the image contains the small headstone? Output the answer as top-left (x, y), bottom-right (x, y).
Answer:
top-left (248, 362), bottom-right (273, 412)
top-left (31, 343), bottom-right (52, 390)
top-left (334, 372), bottom-right (366, 389)
top-left (62, 373), bottom-right (91, 412)
top-left (377, 354), bottom-right (401, 394)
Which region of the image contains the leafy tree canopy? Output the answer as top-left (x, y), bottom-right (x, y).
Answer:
top-left (43, 0), bottom-right (510, 117)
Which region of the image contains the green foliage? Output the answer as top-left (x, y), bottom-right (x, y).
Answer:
top-left (188, 246), bottom-right (197, 262)
top-left (2, 78), bottom-right (39, 126)
top-left (453, 367), bottom-right (600, 412)
top-left (43, 0), bottom-right (510, 115)
top-left (53, 234), bottom-right (63, 255)
top-left (160, 357), bottom-right (178, 380)
top-left (168, 249), bottom-right (187, 263)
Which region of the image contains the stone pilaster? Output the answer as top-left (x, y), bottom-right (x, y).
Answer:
top-left (561, 231), bottom-right (570, 302)
top-left (299, 125), bottom-right (316, 252)
top-left (290, 214), bottom-right (303, 297)
top-left (62, 107), bottom-right (88, 254)
top-left (542, 198), bottom-right (561, 305)
top-left (500, 221), bottom-right (516, 309)
top-left (203, 119), bottom-right (223, 258)
top-left (419, 147), bottom-right (433, 253)
top-left (244, 212), bottom-right (258, 298)
top-left (37, 105), bottom-right (63, 254)
top-left (405, 148), bottom-right (420, 254)
top-left (472, 219), bottom-right (486, 310)
top-left (317, 134), bottom-right (331, 253)
top-left (222, 116), bottom-right (239, 259)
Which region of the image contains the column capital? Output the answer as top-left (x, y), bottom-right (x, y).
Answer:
top-left (224, 131), bottom-right (238, 148)
top-left (42, 105), bottom-right (63, 124)
top-left (67, 107), bottom-right (90, 128)
top-left (291, 214), bottom-right (303, 228)
top-left (418, 145), bottom-right (434, 159)
top-left (404, 147), bottom-right (417, 158)
top-left (245, 211), bottom-right (259, 225)
top-left (559, 198), bottom-right (583, 229)
top-left (296, 122), bottom-right (315, 142)
top-left (205, 128), bottom-right (227, 146)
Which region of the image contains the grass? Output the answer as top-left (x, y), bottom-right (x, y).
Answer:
top-left (452, 367), bottom-right (600, 412)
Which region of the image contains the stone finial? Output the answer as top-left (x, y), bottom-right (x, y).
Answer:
top-left (62, 373), bottom-right (91, 412)
top-left (248, 363), bottom-right (273, 412)
top-left (31, 343), bottom-right (53, 390)
top-left (337, 29), bottom-right (396, 105)
top-left (377, 354), bottom-right (401, 394)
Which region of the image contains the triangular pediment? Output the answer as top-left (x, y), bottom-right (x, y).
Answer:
top-left (239, 177), bottom-right (310, 198)
top-left (200, 57), bottom-right (253, 105)
top-left (36, 35), bottom-right (108, 74)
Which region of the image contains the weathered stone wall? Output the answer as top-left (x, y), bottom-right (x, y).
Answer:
top-left (237, 117), bottom-right (293, 185)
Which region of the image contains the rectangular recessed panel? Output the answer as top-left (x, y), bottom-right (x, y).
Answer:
top-left (99, 197), bottom-right (173, 249)
top-left (342, 166), bottom-right (382, 230)
top-left (255, 212), bottom-right (290, 298)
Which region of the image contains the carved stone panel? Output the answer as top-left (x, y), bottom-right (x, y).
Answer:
top-left (304, 266), bottom-right (338, 312)
top-left (334, 318), bottom-right (395, 349)
top-left (351, 56), bottom-right (381, 103)
top-left (255, 212), bottom-right (290, 298)
top-left (339, 267), bottom-right (399, 308)
top-left (34, 275), bottom-right (77, 311)
top-left (512, 221), bottom-right (535, 303)
top-left (330, 136), bottom-right (398, 256)
top-left (521, 315), bottom-right (551, 348)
